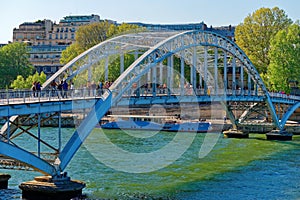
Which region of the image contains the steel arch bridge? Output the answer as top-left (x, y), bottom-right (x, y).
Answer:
top-left (0, 30), bottom-right (299, 177)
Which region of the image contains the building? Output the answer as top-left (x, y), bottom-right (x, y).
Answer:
top-left (128, 22), bottom-right (235, 40)
top-left (13, 14), bottom-right (101, 77)
top-left (128, 22), bottom-right (206, 31)
top-left (13, 20), bottom-right (53, 45)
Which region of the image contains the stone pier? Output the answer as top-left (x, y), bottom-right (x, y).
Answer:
top-left (19, 174), bottom-right (85, 200)
top-left (266, 129), bottom-right (293, 141)
top-left (223, 129), bottom-right (249, 138)
top-left (0, 174), bottom-right (11, 189)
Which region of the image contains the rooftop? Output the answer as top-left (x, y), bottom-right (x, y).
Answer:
top-left (60, 14), bottom-right (100, 23)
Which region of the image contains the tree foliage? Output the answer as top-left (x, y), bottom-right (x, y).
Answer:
top-left (267, 23), bottom-right (300, 93)
top-left (76, 21), bottom-right (112, 50)
top-left (11, 71), bottom-right (47, 89)
top-left (235, 7), bottom-right (292, 74)
top-left (0, 42), bottom-right (34, 88)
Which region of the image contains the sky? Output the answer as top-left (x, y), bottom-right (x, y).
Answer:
top-left (1, 0), bottom-right (300, 43)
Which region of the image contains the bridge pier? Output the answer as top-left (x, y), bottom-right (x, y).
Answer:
top-left (19, 173), bottom-right (85, 200)
top-left (0, 174), bottom-right (11, 189)
top-left (266, 129), bottom-right (293, 141)
top-left (223, 129), bottom-right (249, 138)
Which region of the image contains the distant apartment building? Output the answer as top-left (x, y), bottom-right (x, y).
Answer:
top-left (13, 14), bottom-right (101, 77)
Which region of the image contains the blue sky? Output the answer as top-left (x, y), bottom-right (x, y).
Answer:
top-left (1, 0), bottom-right (299, 43)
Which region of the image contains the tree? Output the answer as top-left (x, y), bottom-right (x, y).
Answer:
top-left (60, 43), bottom-right (82, 65)
top-left (267, 23), bottom-right (300, 93)
top-left (0, 42), bottom-right (34, 88)
top-left (235, 7), bottom-right (292, 74)
top-left (75, 21), bottom-right (112, 50)
top-left (11, 71), bottom-right (47, 89)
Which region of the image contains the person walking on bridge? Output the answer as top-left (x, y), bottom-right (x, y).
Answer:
top-left (62, 80), bottom-right (69, 98)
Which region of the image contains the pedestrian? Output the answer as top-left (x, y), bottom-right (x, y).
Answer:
top-left (62, 80), bottom-right (69, 98)
top-left (57, 81), bottom-right (63, 99)
top-left (32, 81), bottom-right (36, 97)
top-left (97, 81), bottom-right (103, 95)
top-left (36, 82), bottom-right (42, 97)
top-left (50, 80), bottom-right (57, 97)
top-left (70, 81), bottom-right (74, 97)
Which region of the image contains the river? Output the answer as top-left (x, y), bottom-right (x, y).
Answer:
top-left (0, 127), bottom-right (300, 199)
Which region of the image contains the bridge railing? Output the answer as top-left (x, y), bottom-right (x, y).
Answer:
top-left (0, 88), bottom-right (299, 105)
top-left (0, 88), bottom-right (109, 105)
top-left (269, 92), bottom-right (300, 101)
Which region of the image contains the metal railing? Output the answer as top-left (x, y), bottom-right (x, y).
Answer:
top-left (0, 88), bottom-right (299, 105)
top-left (0, 88), bottom-right (108, 105)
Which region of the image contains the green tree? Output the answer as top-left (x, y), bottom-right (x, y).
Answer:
top-left (11, 71), bottom-right (47, 89)
top-left (76, 21), bottom-right (111, 50)
top-left (267, 23), bottom-right (300, 93)
top-left (60, 43), bottom-right (82, 65)
top-left (0, 42), bottom-right (34, 88)
top-left (235, 7), bottom-right (292, 74)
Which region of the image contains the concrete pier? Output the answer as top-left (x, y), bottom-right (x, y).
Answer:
top-left (19, 174), bottom-right (85, 200)
top-left (0, 174), bottom-right (11, 189)
top-left (223, 129), bottom-right (249, 138)
top-left (266, 130), bottom-right (293, 141)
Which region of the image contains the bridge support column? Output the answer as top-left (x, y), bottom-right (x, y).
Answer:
top-left (0, 174), bottom-right (11, 189)
top-left (19, 174), bottom-right (85, 200)
top-left (266, 129), bottom-right (293, 141)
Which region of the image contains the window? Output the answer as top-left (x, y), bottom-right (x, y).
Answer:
top-left (51, 67), bottom-right (57, 73)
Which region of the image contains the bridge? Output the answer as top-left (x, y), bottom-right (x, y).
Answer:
top-left (0, 30), bottom-right (299, 197)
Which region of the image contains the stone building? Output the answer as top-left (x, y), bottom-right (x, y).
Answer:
top-left (13, 15), bottom-right (101, 77)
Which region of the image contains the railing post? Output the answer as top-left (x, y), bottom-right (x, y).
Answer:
top-left (23, 91), bottom-right (26, 103)
top-left (6, 91), bottom-right (9, 104)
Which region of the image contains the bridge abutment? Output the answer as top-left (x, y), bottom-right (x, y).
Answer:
top-left (0, 174), bottom-right (11, 189)
top-left (19, 174), bottom-right (85, 200)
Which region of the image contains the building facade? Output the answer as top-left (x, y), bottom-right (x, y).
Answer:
top-left (13, 15), bottom-right (101, 77)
